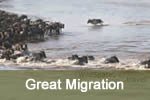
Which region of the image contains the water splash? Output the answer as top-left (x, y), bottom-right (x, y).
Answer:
top-left (0, 57), bottom-right (149, 70)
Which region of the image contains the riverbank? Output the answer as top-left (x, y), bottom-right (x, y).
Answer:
top-left (0, 70), bottom-right (150, 100)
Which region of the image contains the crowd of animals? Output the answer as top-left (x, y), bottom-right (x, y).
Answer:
top-left (0, 10), bottom-right (64, 62)
top-left (68, 55), bottom-right (119, 65)
top-left (67, 19), bottom-right (150, 68)
top-left (0, 10), bottom-right (149, 69)
top-left (0, 10), bottom-right (64, 43)
top-left (67, 54), bottom-right (150, 68)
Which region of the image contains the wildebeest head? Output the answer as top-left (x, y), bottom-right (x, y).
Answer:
top-left (21, 43), bottom-right (28, 51)
top-left (87, 19), bottom-right (92, 24)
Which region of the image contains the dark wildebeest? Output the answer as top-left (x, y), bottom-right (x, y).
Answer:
top-left (76, 56), bottom-right (88, 65)
top-left (28, 25), bottom-right (44, 41)
top-left (104, 56), bottom-right (120, 64)
top-left (31, 50), bottom-right (47, 61)
top-left (87, 19), bottom-right (104, 25)
top-left (46, 22), bottom-right (65, 36)
top-left (2, 41), bottom-right (12, 49)
top-left (1, 49), bottom-right (14, 60)
top-left (68, 55), bottom-right (90, 65)
top-left (141, 59), bottom-right (150, 68)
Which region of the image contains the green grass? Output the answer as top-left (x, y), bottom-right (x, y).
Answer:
top-left (0, 70), bottom-right (150, 100)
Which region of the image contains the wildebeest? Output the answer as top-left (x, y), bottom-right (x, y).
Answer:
top-left (2, 41), bottom-right (12, 49)
top-left (141, 59), bottom-right (150, 68)
top-left (68, 55), bottom-right (95, 65)
top-left (104, 56), bottom-right (120, 64)
top-left (27, 25), bottom-right (45, 41)
top-left (31, 50), bottom-right (47, 61)
top-left (76, 56), bottom-right (88, 65)
top-left (87, 19), bottom-right (104, 25)
top-left (0, 10), bottom-right (67, 63)
top-left (1, 49), bottom-right (14, 60)
top-left (0, 10), bottom-right (65, 45)
top-left (46, 22), bottom-right (65, 36)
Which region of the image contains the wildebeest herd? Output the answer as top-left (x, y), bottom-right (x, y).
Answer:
top-left (0, 10), bottom-right (149, 69)
top-left (0, 10), bottom-right (64, 61)
top-left (0, 10), bottom-right (64, 43)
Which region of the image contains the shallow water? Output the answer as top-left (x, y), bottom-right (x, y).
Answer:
top-left (0, 0), bottom-right (150, 70)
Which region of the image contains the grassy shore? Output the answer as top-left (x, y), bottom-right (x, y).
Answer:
top-left (0, 70), bottom-right (150, 100)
